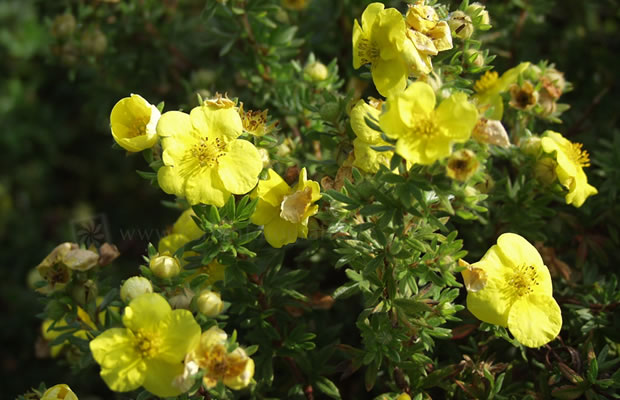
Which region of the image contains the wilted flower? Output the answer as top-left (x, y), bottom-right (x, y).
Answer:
top-left (446, 149), bottom-right (479, 182)
top-left (509, 81), bottom-right (538, 111)
top-left (472, 118), bottom-right (510, 147)
top-left (186, 327), bottom-right (255, 390)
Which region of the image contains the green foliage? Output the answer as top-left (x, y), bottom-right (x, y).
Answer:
top-left (5, 0), bottom-right (620, 399)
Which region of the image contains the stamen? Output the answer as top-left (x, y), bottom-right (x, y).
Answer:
top-left (190, 137), bottom-right (227, 168)
top-left (506, 264), bottom-right (540, 300)
top-left (474, 71), bottom-right (498, 93)
top-left (134, 329), bottom-right (160, 359)
top-left (569, 142), bottom-right (590, 168)
top-left (410, 118), bottom-right (440, 138)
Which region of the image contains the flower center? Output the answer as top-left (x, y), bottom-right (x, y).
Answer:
top-left (134, 329), bottom-right (161, 359)
top-left (280, 187), bottom-right (312, 224)
top-left (203, 345), bottom-right (229, 378)
top-left (507, 264), bottom-right (540, 299)
top-left (190, 137), bottom-right (226, 168)
top-left (357, 38), bottom-right (380, 65)
top-left (474, 71), bottom-right (498, 93)
top-left (127, 116), bottom-right (150, 138)
top-left (410, 117), bottom-right (441, 138)
top-left (568, 142), bottom-right (590, 168)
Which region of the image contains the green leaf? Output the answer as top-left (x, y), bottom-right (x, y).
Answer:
top-left (315, 377), bottom-right (341, 399)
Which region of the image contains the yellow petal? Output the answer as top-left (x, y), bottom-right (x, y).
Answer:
top-left (251, 198), bottom-right (280, 226)
top-left (157, 165), bottom-right (185, 197)
top-left (429, 21), bottom-right (453, 52)
top-left (353, 138), bottom-right (393, 173)
top-left (434, 92), bottom-right (478, 141)
top-left (122, 293), bottom-right (172, 333)
top-left (184, 167), bottom-right (231, 207)
top-left (380, 81), bottom-right (435, 137)
top-left (217, 139), bottom-right (262, 194)
top-left (352, 20), bottom-right (365, 69)
top-left (156, 309), bottom-right (201, 364)
top-left (89, 328), bottom-right (146, 392)
top-left (156, 110), bottom-right (192, 139)
top-left (190, 105), bottom-right (242, 142)
top-left (158, 233), bottom-right (190, 255)
top-left (350, 100), bottom-right (382, 144)
top-left (172, 209), bottom-right (203, 241)
top-left (224, 357), bottom-right (255, 390)
top-left (371, 57), bottom-right (407, 97)
top-left (465, 264), bottom-right (511, 327)
top-left (255, 169), bottom-right (290, 207)
top-left (409, 30), bottom-right (438, 55)
top-left (361, 2), bottom-right (384, 32)
top-left (142, 358), bottom-right (186, 397)
top-left (264, 217), bottom-right (298, 248)
top-left (507, 294), bottom-right (562, 347)
top-left (496, 233), bottom-right (546, 278)
top-left (110, 94), bottom-right (160, 152)
top-left (297, 168), bottom-right (322, 203)
top-left (563, 170), bottom-right (598, 207)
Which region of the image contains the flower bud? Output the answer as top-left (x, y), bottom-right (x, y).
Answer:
top-left (150, 255), bottom-right (181, 279)
top-left (534, 157), bottom-right (558, 185)
top-left (465, 49), bottom-right (484, 68)
top-left (520, 136), bottom-right (542, 156)
top-left (304, 61), bottom-right (329, 81)
top-left (41, 384), bottom-right (78, 400)
top-left (258, 148), bottom-right (271, 168)
top-left (196, 290), bottom-right (224, 317)
top-left (448, 11), bottom-right (474, 40)
top-left (397, 394), bottom-right (412, 400)
top-left (51, 14), bottom-right (76, 38)
top-left (120, 276), bottom-right (153, 303)
top-left (319, 102), bottom-right (340, 121)
top-left (465, 3), bottom-right (490, 26)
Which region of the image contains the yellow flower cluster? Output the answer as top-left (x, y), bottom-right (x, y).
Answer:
top-left (353, 2), bottom-right (453, 96)
top-left (89, 293), bottom-right (254, 397)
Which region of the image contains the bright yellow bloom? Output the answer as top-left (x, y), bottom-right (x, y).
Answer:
top-left (238, 102), bottom-right (277, 137)
top-left (353, 3), bottom-right (415, 96)
top-left (350, 99), bottom-right (393, 173)
top-left (41, 384), bottom-right (78, 400)
top-left (251, 168), bottom-right (321, 248)
top-left (461, 233), bottom-right (562, 348)
top-left (187, 327), bottom-right (255, 390)
top-left (89, 293), bottom-right (201, 397)
top-left (110, 94), bottom-right (160, 152)
top-left (157, 103), bottom-right (263, 207)
top-left (541, 131), bottom-right (597, 207)
top-left (473, 62), bottom-right (530, 120)
top-left (379, 81), bottom-right (478, 165)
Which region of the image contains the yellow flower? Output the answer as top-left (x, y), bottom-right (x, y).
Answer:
top-left (157, 104), bottom-right (263, 207)
top-left (379, 81), bottom-right (478, 165)
top-left (350, 99), bottom-right (393, 173)
top-left (42, 306), bottom-right (96, 357)
top-left (89, 293), bottom-right (201, 397)
top-left (473, 62), bottom-right (530, 120)
top-left (41, 384), bottom-right (78, 400)
top-left (353, 3), bottom-right (414, 96)
top-left (461, 233), bottom-right (562, 348)
top-left (541, 131), bottom-right (597, 207)
top-left (187, 326), bottom-right (255, 390)
top-left (110, 94), bottom-right (160, 152)
top-left (251, 168), bottom-right (321, 248)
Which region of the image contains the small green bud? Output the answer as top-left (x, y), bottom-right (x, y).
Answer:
top-left (196, 290), bottom-right (224, 317)
top-left (304, 61), bottom-right (328, 81)
top-left (120, 276), bottom-right (154, 303)
top-left (149, 255), bottom-right (181, 279)
top-left (465, 49), bottom-right (484, 68)
top-left (319, 102), bottom-right (340, 121)
top-left (448, 11), bottom-right (474, 40)
top-left (71, 279), bottom-right (98, 306)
